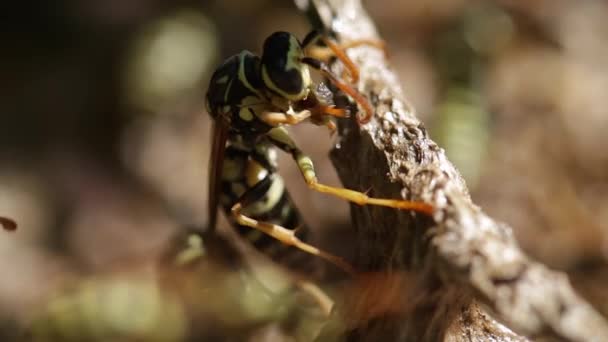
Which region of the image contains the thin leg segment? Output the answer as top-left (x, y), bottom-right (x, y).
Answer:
top-left (258, 109), bottom-right (311, 126)
top-left (301, 31), bottom-right (388, 124)
top-left (230, 173), bottom-right (354, 274)
top-left (267, 127), bottom-right (434, 215)
top-left (231, 204), bottom-right (354, 274)
top-left (295, 152), bottom-right (434, 215)
top-left (301, 57), bottom-right (374, 124)
top-left (307, 104), bottom-right (348, 135)
top-left (302, 30), bottom-right (388, 84)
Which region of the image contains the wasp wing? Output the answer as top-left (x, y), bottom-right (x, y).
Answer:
top-left (207, 117), bottom-right (229, 233)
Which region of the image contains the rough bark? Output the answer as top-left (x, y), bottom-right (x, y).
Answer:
top-left (296, 0), bottom-right (608, 341)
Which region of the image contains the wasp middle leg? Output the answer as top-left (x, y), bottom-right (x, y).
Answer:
top-left (268, 127), bottom-right (434, 215)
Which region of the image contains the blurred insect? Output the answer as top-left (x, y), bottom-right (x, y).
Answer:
top-left (29, 277), bottom-right (187, 342)
top-left (205, 30), bottom-right (433, 274)
top-left (0, 216), bottom-right (17, 232)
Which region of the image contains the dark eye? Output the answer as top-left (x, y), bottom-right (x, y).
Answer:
top-left (261, 32), bottom-right (305, 98)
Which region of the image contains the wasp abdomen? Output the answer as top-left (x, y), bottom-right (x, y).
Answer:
top-left (220, 145), bottom-right (317, 274)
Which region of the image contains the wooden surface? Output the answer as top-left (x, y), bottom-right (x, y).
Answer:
top-left (297, 0), bottom-right (608, 340)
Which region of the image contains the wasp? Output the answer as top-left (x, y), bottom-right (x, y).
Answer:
top-left (205, 30), bottom-right (433, 274)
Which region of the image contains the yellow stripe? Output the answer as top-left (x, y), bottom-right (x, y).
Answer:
top-left (223, 79), bottom-right (233, 103)
top-left (238, 51), bottom-right (262, 96)
top-left (244, 176), bottom-right (285, 215)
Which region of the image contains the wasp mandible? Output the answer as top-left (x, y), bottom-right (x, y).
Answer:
top-left (205, 30), bottom-right (433, 273)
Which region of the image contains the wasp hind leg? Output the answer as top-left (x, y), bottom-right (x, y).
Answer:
top-left (230, 175), bottom-right (355, 275)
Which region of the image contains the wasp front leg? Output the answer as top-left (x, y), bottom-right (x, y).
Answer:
top-left (267, 127), bottom-right (434, 215)
top-left (230, 173), bottom-right (354, 274)
top-left (259, 108), bottom-right (345, 134)
top-left (307, 104), bottom-right (349, 135)
top-left (301, 57), bottom-right (374, 124)
top-left (258, 109), bottom-right (311, 126)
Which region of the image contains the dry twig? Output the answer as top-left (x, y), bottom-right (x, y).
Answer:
top-left (296, 0), bottom-right (608, 340)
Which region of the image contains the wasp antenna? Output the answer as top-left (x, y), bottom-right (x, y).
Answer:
top-left (319, 36), bottom-right (360, 84)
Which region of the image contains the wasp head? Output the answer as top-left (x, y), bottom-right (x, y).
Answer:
top-left (261, 32), bottom-right (311, 102)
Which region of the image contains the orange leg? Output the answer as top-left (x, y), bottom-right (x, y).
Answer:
top-left (308, 104), bottom-right (348, 135)
top-left (302, 57), bottom-right (375, 124)
top-left (302, 31), bottom-right (384, 124)
top-left (306, 36), bottom-right (388, 84)
top-left (319, 105), bottom-right (349, 118)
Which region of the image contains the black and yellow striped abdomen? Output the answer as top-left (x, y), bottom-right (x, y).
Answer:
top-left (219, 144), bottom-right (316, 274)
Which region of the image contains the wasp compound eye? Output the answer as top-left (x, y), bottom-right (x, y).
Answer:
top-left (261, 32), bottom-right (309, 100)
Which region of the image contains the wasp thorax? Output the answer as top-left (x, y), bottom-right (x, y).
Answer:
top-left (261, 31), bottom-right (311, 101)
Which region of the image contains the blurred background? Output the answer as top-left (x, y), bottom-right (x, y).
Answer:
top-left (1, 0), bottom-right (607, 340)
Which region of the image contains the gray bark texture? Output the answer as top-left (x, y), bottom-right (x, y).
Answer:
top-left (296, 0), bottom-right (608, 341)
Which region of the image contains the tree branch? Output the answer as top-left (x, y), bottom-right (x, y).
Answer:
top-left (297, 0), bottom-right (608, 340)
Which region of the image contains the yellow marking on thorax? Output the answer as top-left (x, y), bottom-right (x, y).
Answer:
top-left (223, 79), bottom-right (233, 103)
top-left (238, 95), bottom-right (266, 122)
top-left (238, 52), bottom-right (262, 96)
